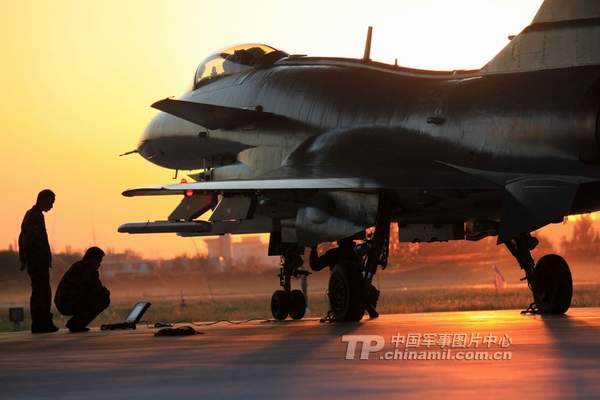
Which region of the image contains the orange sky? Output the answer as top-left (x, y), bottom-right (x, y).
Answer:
top-left (3, 0), bottom-right (592, 259)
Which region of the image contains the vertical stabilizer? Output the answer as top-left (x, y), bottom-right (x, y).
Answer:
top-left (483, 0), bottom-right (600, 74)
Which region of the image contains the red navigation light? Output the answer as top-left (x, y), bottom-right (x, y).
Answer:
top-left (180, 178), bottom-right (193, 196)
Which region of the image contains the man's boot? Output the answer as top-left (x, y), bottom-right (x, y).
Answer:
top-left (32, 314), bottom-right (59, 333)
top-left (32, 323), bottom-right (58, 333)
top-left (66, 316), bottom-right (90, 333)
top-left (366, 285), bottom-right (380, 319)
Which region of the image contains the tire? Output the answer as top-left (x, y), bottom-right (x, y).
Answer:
top-left (328, 263), bottom-right (366, 322)
top-left (533, 254), bottom-right (573, 314)
top-left (271, 290), bottom-right (290, 320)
top-left (289, 289), bottom-right (306, 320)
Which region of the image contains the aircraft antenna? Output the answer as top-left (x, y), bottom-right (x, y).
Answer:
top-left (363, 26), bottom-right (373, 62)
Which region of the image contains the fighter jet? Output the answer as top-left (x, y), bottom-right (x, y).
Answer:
top-left (120, 0), bottom-right (600, 321)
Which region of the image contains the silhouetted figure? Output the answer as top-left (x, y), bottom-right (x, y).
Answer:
top-left (309, 238), bottom-right (380, 319)
top-left (309, 238), bottom-right (361, 271)
top-left (55, 247), bottom-right (110, 333)
top-left (19, 189), bottom-right (58, 333)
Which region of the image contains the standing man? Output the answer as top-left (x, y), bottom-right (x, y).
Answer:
top-left (55, 247), bottom-right (110, 332)
top-left (19, 189), bottom-right (58, 333)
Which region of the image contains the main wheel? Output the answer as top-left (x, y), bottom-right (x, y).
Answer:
top-left (289, 289), bottom-right (306, 320)
top-left (533, 254), bottom-right (573, 314)
top-left (271, 290), bottom-right (290, 320)
top-left (328, 263), bottom-right (366, 322)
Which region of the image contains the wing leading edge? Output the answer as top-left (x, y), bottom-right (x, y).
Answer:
top-left (122, 177), bottom-right (381, 197)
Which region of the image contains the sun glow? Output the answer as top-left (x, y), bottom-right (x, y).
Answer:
top-left (566, 213), bottom-right (600, 222)
top-left (1, 0), bottom-right (586, 258)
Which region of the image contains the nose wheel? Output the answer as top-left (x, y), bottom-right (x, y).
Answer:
top-left (271, 290), bottom-right (290, 320)
top-left (270, 289), bottom-right (306, 320)
top-left (270, 247), bottom-right (309, 321)
top-left (289, 290), bottom-right (307, 320)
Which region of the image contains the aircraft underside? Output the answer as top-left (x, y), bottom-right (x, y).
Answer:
top-left (119, 175), bottom-right (598, 321)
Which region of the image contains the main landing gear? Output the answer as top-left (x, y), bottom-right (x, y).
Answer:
top-left (505, 233), bottom-right (573, 314)
top-left (270, 247), bottom-right (309, 321)
top-left (327, 202), bottom-right (390, 322)
top-left (270, 196), bottom-right (389, 322)
top-left (328, 263), bottom-right (367, 322)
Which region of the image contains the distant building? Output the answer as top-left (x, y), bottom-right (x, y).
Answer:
top-left (204, 235), bottom-right (233, 270)
top-left (204, 235), bottom-right (275, 269)
top-left (232, 236), bottom-right (266, 261)
top-left (101, 253), bottom-right (153, 278)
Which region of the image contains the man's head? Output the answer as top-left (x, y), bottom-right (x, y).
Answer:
top-left (83, 246), bottom-right (105, 269)
top-left (36, 189), bottom-right (55, 212)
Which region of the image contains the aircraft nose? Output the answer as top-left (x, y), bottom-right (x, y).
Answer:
top-left (137, 114), bottom-right (162, 162)
top-left (135, 110), bottom-right (214, 169)
top-left (136, 138), bottom-right (153, 161)
top-left (135, 108), bottom-right (250, 170)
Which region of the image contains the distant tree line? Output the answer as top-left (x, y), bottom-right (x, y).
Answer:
top-left (2, 217), bottom-right (599, 281)
top-left (561, 217), bottom-right (600, 262)
top-left (0, 249), bottom-right (81, 285)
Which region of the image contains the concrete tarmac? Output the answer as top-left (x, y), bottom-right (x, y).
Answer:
top-left (1, 308), bottom-right (599, 399)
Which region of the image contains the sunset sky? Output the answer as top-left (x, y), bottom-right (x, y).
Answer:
top-left (3, 0), bottom-right (593, 259)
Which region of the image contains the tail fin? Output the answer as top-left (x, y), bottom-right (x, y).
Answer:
top-left (482, 0), bottom-right (600, 74)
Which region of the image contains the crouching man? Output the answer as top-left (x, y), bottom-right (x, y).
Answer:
top-left (55, 247), bottom-right (110, 332)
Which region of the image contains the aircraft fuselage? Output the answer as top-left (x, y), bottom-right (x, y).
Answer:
top-left (138, 58), bottom-right (600, 220)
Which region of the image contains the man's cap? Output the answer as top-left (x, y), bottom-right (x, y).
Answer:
top-left (83, 246), bottom-right (105, 260)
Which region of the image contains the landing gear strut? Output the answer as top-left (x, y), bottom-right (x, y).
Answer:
top-left (505, 233), bottom-right (572, 314)
top-left (270, 247), bottom-right (309, 320)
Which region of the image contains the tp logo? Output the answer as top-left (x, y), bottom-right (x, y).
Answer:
top-left (342, 335), bottom-right (385, 360)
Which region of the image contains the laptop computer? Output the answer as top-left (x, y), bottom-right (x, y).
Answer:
top-left (100, 302), bottom-right (151, 330)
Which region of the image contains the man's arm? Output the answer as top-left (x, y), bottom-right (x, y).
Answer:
top-left (80, 270), bottom-right (104, 292)
top-left (18, 233), bottom-right (26, 271)
top-left (309, 247), bottom-right (338, 271)
top-left (309, 247), bottom-right (320, 271)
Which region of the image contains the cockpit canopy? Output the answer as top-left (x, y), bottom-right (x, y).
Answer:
top-left (193, 44), bottom-right (287, 90)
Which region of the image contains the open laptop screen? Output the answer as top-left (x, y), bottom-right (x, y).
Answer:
top-left (125, 302), bottom-right (151, 324)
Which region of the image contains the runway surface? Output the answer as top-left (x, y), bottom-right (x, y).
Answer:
top-left (1, 308), bottom-right (599, 399)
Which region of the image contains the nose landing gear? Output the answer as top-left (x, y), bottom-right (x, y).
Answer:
top-left (270, 247), bottom-right (309, 321)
